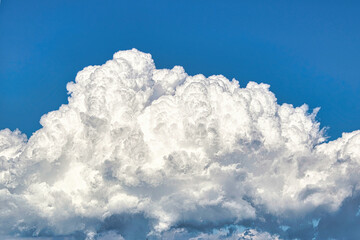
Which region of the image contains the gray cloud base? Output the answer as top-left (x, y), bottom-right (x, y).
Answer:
top-left (1, 49), bottom-right (359, 239)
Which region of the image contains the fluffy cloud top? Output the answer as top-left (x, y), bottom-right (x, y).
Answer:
top-left (1, 49), bottom-right (359, 239)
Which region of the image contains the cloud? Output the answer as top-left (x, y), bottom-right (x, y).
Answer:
top-left (1, 49), bottom-right (359, 239)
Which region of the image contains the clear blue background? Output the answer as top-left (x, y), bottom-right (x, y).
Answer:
top-left (1, 0), bottom-right (359, 140)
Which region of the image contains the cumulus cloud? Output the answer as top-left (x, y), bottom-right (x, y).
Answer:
top-left (1, 49), bottom-right (360, 239)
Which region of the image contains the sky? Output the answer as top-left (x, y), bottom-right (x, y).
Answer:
top-left (1, 1), bottom-right (360, 240)
top-left (1, 0), bottom-right (360, 140)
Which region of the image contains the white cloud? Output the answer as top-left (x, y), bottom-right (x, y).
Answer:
top-left (155, 226), bottom-right (280, 240)
top-left (0, 49), bottom-right (359, 239)
top-left (189, 227), bottom-right (280, 240)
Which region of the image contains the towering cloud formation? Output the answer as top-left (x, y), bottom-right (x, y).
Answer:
top-left (1, 49), bottom-right (359, 239)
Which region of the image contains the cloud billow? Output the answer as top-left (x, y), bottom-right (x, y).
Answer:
top-left (1, 49), bottom-right (359, 239)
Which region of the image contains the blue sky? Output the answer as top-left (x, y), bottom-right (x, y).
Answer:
top-left (1, 0), bottom-right (360, 140)
top-left (1, 2), bottom-right (360, 239)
